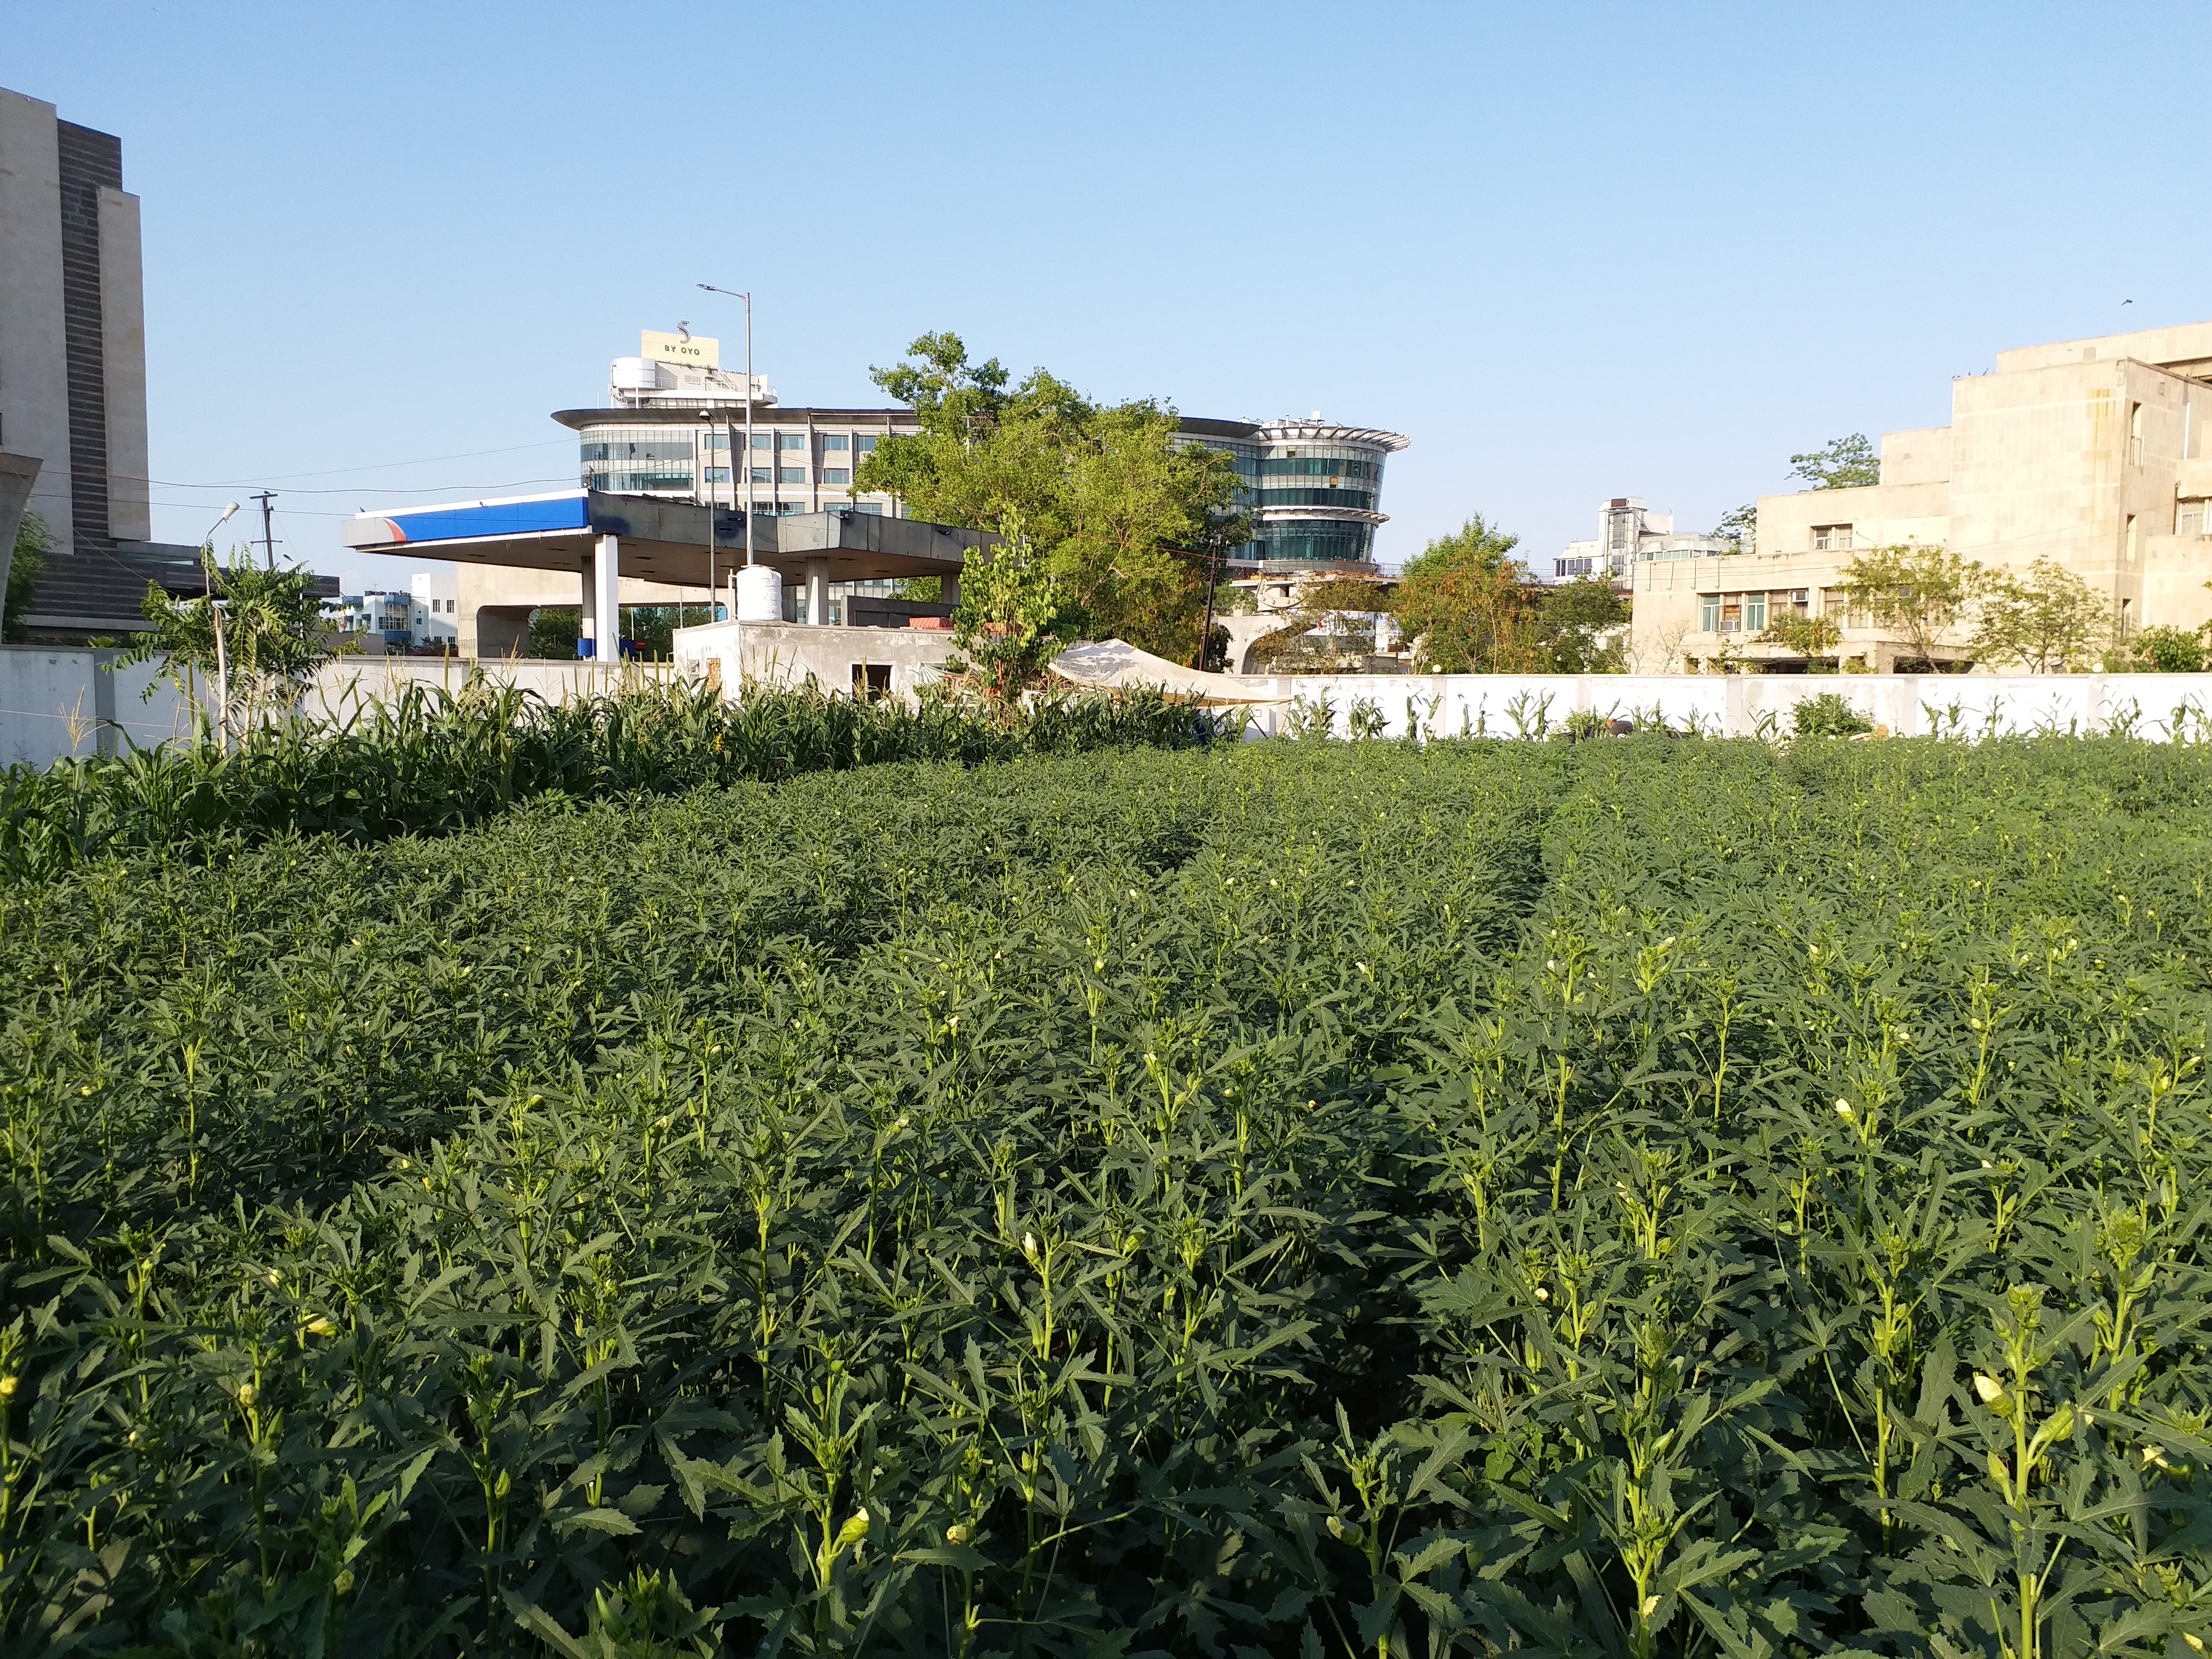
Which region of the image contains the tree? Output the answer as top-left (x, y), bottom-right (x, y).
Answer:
top-left (2129, 625), bottom-right (2204, 673)
top-left (1971, 558), bottom-right (2107, 673)
top-left (1754, 610), bottom-right (1843, 669)
top-left (1532, 577), bottom-right (1628, 671)
top-left (120, 552), bottom-right (341, 742)
top-left (1790, 433), bottom-right (1880, 490)
top-left (1391, 515), bottom-right (1537, 673)
top-left (1712, 502), bottom-right (1756, 548)
top-left (942, 507), bottom-right (1071, 704)
top-left (854, 333), bottom-right (1247, 663)
top-left (529, 607), bottom-right (582, 659)
top-left (4, 510), bottom-right (49, 643)
top-left (1250, 575), bottom-right (1395, 672)
top-left (1838, 544), bottom-right (1986, 671)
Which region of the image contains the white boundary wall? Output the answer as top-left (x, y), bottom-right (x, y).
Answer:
top-left (1228, 672), bottom-right (2212, 743)
top-left (1, 644), bottom-right (2209, 769)
top-left (0, 649), bottom-right (689, 769)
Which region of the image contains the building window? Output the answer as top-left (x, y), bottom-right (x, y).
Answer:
top-left (2129, 402), bottom-right (2143, 467)
top-left (701, 433), bottom-right (730, 452)
top-left (1720, 595), bottom-right (1743, 632)
top-left (779, 433), bottom-right (805, 451)
top-left (852, 662), bottom-right (892, 702)
top-left (1700, 595), bottom-right (1721, 631)
top-left (2181, 502), bottom-right (2208, 537)
top-left (1788, 589), bottom-right (1809, 615)
top-left (751, 467), bottom-right (770, 484)
top-left (1812, 524), bottom-right (1853, 551)
top-left (823, 434), bottom-right (849, 452)
top-left (2126, 514), bottom-right (2139, 564)
top-left (857, 435), bottom-right (879, 454)
top-left (821, 467), bottom-right (850, 485)
top-left (751, 433), bottom-right (771, 451)
top-left (703, 467), bottom-right (730, 483)
top-left (1744, 593), bottom-right (1767, 631)
top-left (777, 467), bottom-right (805, 485)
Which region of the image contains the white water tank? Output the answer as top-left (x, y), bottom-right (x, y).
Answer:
top-left (610, 356), bottom-right (659, 393)
top-left (734, 564), bottom-right (782, 622)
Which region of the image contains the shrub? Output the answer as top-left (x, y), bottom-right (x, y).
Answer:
top-left (1791, 690), bottom-right (1875, 736)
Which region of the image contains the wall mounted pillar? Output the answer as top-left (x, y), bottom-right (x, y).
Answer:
top-left (805, 556), bottom-right (830, 627)
top-left (591, 533), bottom-right (620, 657)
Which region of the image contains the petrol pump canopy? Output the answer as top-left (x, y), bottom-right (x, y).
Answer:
top-left (340, 490), bottom-right (988, 585)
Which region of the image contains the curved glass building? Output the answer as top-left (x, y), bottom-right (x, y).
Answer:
top-left (1175, 417), bottom-right (1410, 573)
top-left (561, 352), bottom-right (1410, 578)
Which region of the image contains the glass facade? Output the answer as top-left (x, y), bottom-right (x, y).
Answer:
top-left (1257, 487), bottom-right (1376, 509)
top-left (577, 417), bottom-right (915, 516)
top-left (580, 428), bottom-right (696, 493)
top-left (1256, 522), bottom-right (1375, 565)
top-left (1167, 428), bottom-right (1401, 571)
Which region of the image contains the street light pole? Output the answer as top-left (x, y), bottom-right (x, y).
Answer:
top-left (201, 503), bottom-right (239, 751)
top-left (697, 284), bottom-right (754, 566)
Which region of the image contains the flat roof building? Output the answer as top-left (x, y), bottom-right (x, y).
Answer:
top-left (1552, 498), bottom-right (1731, 584)
top-left (0, 86), bottom-right (216, 637)
top-left (1634, 320), bottom-right (2212, 672)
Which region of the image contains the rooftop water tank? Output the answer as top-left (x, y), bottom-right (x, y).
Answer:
top-left (610, 357), bottom-right (660, 392)
top-left (734, 564), bottom-right (782, 622)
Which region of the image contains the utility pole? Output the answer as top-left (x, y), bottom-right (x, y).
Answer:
top-left (251, 491), bottom-right (278, 569)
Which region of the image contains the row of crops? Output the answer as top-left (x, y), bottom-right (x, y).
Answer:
top-left (0, 679), bottom-right (1221, 884)
top-left (0, 731), bottom-right (2209, 1655)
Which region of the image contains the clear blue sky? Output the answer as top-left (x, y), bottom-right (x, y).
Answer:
top-left (8, 0), bottom-right (2207, 589)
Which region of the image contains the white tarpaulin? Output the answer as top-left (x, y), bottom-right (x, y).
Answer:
top-left (1048, 640), bottom-right (1286, 706)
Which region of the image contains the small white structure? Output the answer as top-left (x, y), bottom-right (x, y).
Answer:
top-left (1554, 498), bottom-right (1732, 583)
top-left (409, 571), bottom-right (458, 649)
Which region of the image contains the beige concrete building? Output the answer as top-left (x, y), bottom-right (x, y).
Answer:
top-left (1634, 321), bottom-right (2212, 672)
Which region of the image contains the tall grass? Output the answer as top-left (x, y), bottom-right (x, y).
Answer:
top-left (0, 678), bottom-right (1226, 882)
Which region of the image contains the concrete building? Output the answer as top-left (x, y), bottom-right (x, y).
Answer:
top-left (1553, 498), bottom-right (1731, 584)
top-left (567, 337), bottom-right (1409, 576)
top-left (1173, 417), bottom-right (1411, 573)
top-left (325, 573), bottom-right (458, 652)
top-left (0, 86), bottom-right (206, 636)
top-left (1633, 320), bottom-right (2212, 672)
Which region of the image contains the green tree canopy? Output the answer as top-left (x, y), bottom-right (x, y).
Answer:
top-left (119, 552), bottom-right (341, 741)
top-left (4, 509), bottom-right (50, 643)
top-left (1250, 575), bottom-right (1394, 673)
top-left (1971, 558), bottom-right (2107, 673)
top-left (1839, 544), bottom-right (1986, 670)
top-left (1390, 515), bottom-right (1535, 673)
top-left (1531, 577), bottom-right (1629, 672)
top-left (1755, 610), bottom-right (1843, 668)
top-left (854, 333), bottom-right (1246, 665)
top-left (1711, 502), bottom-right (1757, 546)
top-left (2129, 625), bottom-right (2204, 674)
top-left (1790, 433), bottom-right (1880, 490)
top-left (942, 507), bottom-right (1072, 704)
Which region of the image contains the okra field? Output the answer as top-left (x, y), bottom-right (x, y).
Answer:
top-left (2, 729), bottom-right (2210, 1657)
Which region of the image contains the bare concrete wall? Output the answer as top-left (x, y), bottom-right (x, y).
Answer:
top-left (0, 90), bottom-right (74, 551)
top-left (96, 185), bottom-right (148, 542)
top-left (673, 619), bottom-right (957, 703)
